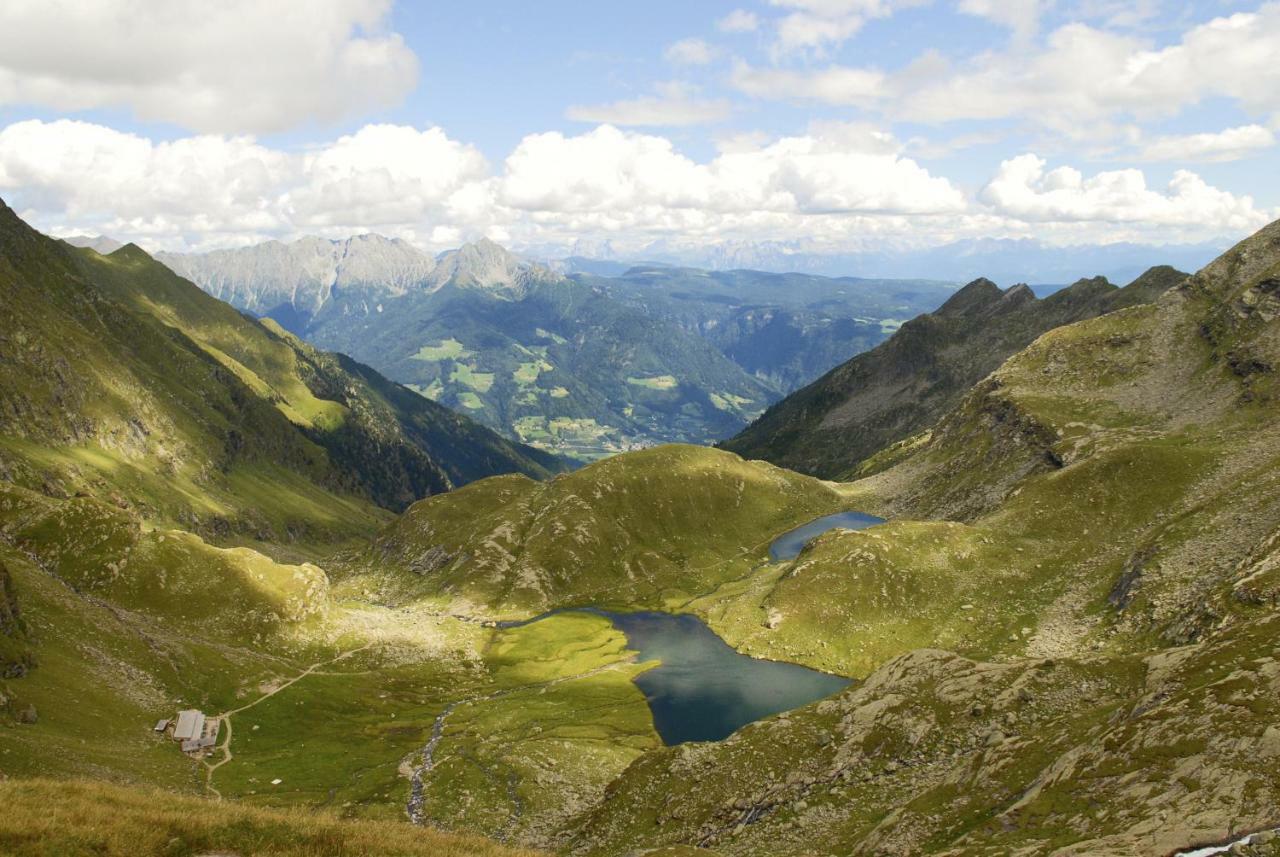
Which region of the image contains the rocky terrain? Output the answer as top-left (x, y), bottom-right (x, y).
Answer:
top-left (156, 234), bottom-right (444, 324)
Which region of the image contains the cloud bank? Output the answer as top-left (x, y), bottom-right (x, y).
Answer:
top-left (0, 0), bottom-right (417, 133)
top-left (0, 118), bottom-right (1269, 254)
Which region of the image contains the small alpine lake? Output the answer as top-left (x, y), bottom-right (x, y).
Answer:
top-left (768, 510), bottom-right (886, 561)
top-left (495, 512), bottom-right (888, 744)
top-left (501, 608), bottom-right (850, 745)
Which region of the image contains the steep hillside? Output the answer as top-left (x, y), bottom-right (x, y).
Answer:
top-left (0, 198), bottom-right (559, 548)
top-left (722, 267), bottom-right (1184, 478)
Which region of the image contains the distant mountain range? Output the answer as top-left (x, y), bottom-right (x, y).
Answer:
top-left (156, 236), bottom-right (957, 459)
top-left (553, 236), bottom-right (1226, 288)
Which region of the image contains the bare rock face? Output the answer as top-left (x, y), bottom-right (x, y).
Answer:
top-left (157, 234), bottom-right (440, 323)
top-left (426, 237), bottom-right (555, 295)
top-left (157, 235), bottom-right (557, 331)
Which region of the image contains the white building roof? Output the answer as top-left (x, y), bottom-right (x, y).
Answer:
top-left (173, 709), bottom-right (205, 741)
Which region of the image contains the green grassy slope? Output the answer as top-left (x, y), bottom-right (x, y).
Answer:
top-left (0, 778), bottom-right (541, 857)
top-left (721, 268), bottom-right (1184, 479)
top-left (0, 197), bottom-right (560, 553)
top-left (355, 444), bottom-right (852, 614)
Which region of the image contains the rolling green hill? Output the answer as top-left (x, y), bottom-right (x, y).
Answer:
top-left (356, 444), bottom-right (851, 614)
top-left (721, 267), bottom-right (1185, 479)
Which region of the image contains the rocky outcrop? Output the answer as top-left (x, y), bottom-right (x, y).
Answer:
top-left (566, 614), bottom-right (1280, 857)
top-left (158, 234), bottom-right (440, 326)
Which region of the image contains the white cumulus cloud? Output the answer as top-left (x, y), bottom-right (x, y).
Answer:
top-left (0, 0), bottom-right (418, 133)
top-left (981, 154), bottom-right (1274, 232)
top-left (499, 123), bottom-right (966, 219)
top-left (0, 119), bottom-right (489, 249)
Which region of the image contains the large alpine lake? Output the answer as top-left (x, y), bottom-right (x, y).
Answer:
top-left (505, 511), bottom-right (885, 744)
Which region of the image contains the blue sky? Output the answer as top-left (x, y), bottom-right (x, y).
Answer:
top-left (0, 1), bottom-right (1277, 255)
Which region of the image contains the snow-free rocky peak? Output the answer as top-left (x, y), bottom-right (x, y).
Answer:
top-left (427, 237), bottom-right (554, 294)
top-left (156, 234), bottom-right (438, 317)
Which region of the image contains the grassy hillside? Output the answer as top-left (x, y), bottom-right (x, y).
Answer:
top-left (0, 197), bottom-right (559, 554)
top-left (721, 268), bottom-right (1183, 479)
top-left (356, 445), bottom-right (852, 614)
top-left (0, 778), bottom-right (540, 857)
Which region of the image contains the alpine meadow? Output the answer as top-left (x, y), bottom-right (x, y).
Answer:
top-left (1, 3), bottom-right (1279, 857)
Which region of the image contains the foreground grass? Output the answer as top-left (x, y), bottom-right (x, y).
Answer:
top-left (0, 778), bottom-right (541, 857)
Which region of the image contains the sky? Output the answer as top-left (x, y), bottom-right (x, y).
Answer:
top-left (0, 0), bottom-right (1278, 257)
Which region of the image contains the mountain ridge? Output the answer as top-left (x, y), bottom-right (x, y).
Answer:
top-left (0, 198), bottom-right (561, 541)
top-left (721, 266), bottom-right (1187, 478)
